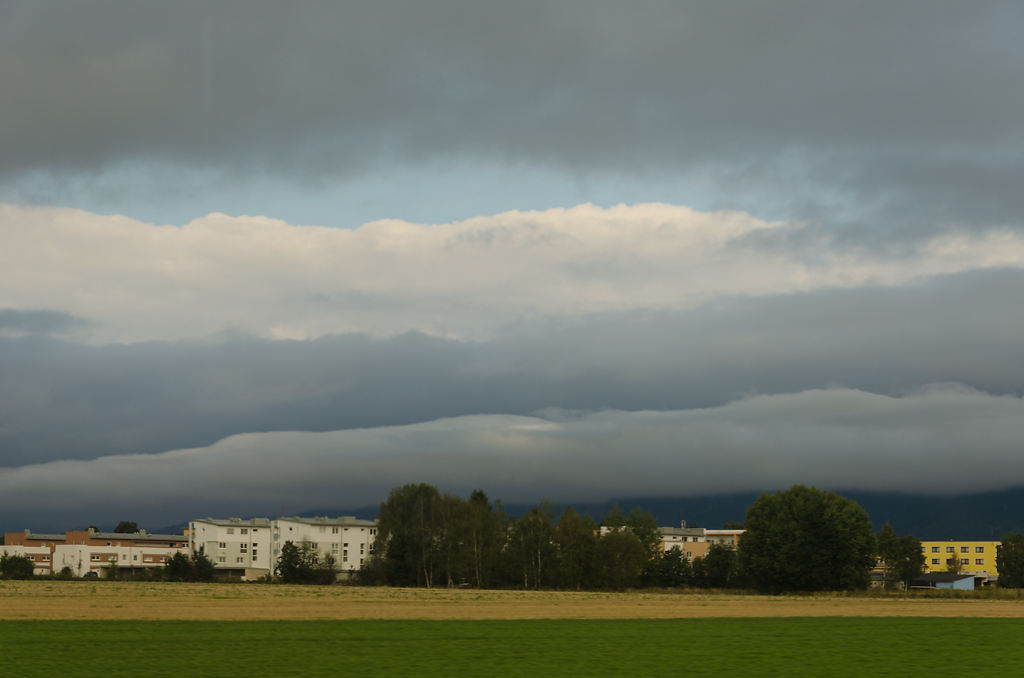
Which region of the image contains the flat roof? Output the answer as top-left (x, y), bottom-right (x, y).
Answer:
top-left (277, 516), bottom-right (377, 527)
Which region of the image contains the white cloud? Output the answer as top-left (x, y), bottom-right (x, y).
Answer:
top-left (3, 202), bottom-right (1024, 343)
top-left (3, 386), bottom-right (1022, 525)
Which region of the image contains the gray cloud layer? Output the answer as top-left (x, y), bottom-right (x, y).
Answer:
top-left (3, 267), bottom-right (1022, 469)
top-left (3, 1), bottom-right (1022, 232)
top-left (2, 386), bottom-right (1021, 529)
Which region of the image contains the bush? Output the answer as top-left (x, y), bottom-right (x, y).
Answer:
top-left (0, 553), bottom-right (36, 579)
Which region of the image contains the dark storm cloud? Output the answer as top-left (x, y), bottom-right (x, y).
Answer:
top-left (2, 267), bottom-right (1022, 468)
top-left (2, 1), bottom-right (1022, 231)
top-left (4, 386), bottom-right (1024, 530)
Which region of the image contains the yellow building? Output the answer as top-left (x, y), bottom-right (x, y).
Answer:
top-left (919, 540), bottom-right (1000, 577)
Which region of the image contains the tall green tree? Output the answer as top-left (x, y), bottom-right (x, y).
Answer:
top-left (701, 543), bottom-right (740, 589)
top-left (553, 507), bottom-right (598, 590)
top-left (889, 535), bottom-right (926, 589)
top-left (113, 521), bottom-right (139, 533)
top-left (507, 502), bottom-right (556, 589)
top-left (596, 529), bottom-right (647, 589)
top-left (276, 540), bottom-right (307, 583)
top-left (997, 532), bottom-right (1024, 588)
top-left (371, 483), bottom-right (444, 587)
top-left (875, 522), bottom-right (899, 588)
top-left (465, 490), bottom-right (506, 588)
top-left (876, 523), bottom-right (924, 590)
top-left (739, 485), bottom-right (876, 592)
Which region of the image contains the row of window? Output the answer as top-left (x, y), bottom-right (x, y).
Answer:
top-left (924, 545), bottom-right (986, 553)
top-left (929, 558), bottom-right (985, 566)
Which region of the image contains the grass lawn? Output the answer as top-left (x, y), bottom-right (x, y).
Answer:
top-left (2, 617), bottom-right (1021, 677)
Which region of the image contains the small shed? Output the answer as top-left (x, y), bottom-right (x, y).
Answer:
top-left (911, 572), bottom-right (983, 591)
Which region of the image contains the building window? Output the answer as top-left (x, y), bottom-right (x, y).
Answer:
top-left (331, 544), bottom-right (339, 553)
top-left (931, 546), bottom-right (939, 553)
top-left (133, 555), bottom-right (138, 561)
top-left (121, 554), bottom-right (127, 560)
top-left (253, 553), bottom-right (258, 561)
top-left (42, 555), bottom-right (50, 561)
top-left (240, 528), bottom-right (248, 535)
top-left (946, 546), bottom-right (955, 553)
top-left (960, 546), bottom-right (970, 554)
top-left (370, 529), bottom-right (376, 536)
top-left (960, 558), bottom-right (969, 565)
top-left (236, 557), bottom-right (244, 564)
top-left (219, 542), bottom-right (226, 549)
top-left (332, 527), bottom-right (339, 534)
top-left (976, 546), bottom-right (985, 553)
top-left (227, 528), bottom-right (234, 535)
top-left (218, 556), bottom-right (226, 563)
top-left (343, 550), bottom-right (348, 559)
top-left (343, 542), bottom-right (348, 547)
top-left (931, 558), bottom-right (939, 565)
top-left (976, 559), bottom-right (985, 565)
top-left (240, 545), bottom-right (248, 553)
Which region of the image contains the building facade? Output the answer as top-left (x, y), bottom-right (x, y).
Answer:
top-left (2, 528), bottom-right (189, 577)
top-left (187, 516), bottom-right (378, 580)
top-left (919, 540), bottom-right (1000, 579)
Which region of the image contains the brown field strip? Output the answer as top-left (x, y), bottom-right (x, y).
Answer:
top-left (4, 581), bottom-right (1024, 620)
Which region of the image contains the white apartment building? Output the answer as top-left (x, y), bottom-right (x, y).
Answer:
top-left (273, 516), bottom-right (378, 575)
top-left (188, 516), bottom-right (378, 581)
top-left (189, 517), bottom-right (275, 579)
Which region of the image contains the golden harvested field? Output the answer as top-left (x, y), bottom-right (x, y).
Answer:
top-left (3, 581), bottom-right (1024, 620)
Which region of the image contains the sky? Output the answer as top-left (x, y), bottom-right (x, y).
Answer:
top-left (2, 1), bottom-right (1024, 530)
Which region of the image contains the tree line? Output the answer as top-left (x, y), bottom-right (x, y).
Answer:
top-left (357, 483), bottom-right (735, 590)
top-left (355, 483), bottom-right (1024, 592)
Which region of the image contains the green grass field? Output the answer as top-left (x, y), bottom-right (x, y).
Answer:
top-left (2, 618), bottom-right (1020, 676)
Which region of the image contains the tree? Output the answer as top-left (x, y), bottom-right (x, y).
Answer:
top-left (465, 490), bottom-right (506, 588)
top-left (596, 529), bottom-right (647, 589)
top-left (652, 546), bottom-right (690, 588)
top-left (191, 548), bottom-right (217, 582)
top-left (0, 553), bottom-right (35, 579)
top-left (553, 507), bottom-right (598, 590)
top-left (997, 532), bottom-right (1024, 588)
top-left (739, 485), bottom-right (876, 593)
top-left (701, 543), bottom-right (739, 589)
top-left (114, 521), bottom-right (139, 534)
top-left (877, 523), bottom-right (924, 590)
top-left (876, 522), bottom-right (899, 588)
top-left (164, 553), bottom-right (194, 581)
top-left (507, 502), bottom-right (556, 589)
top-left (371, 483), bottom-right (445, 587)
top-left (164, 549), bottom-right (218, 582)
top-left (276, 540), bottom-right (306, 583)
top-left (889, 535), bottom-right (926, 589)
top-left (946, 547), bottom-right (962, 574)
